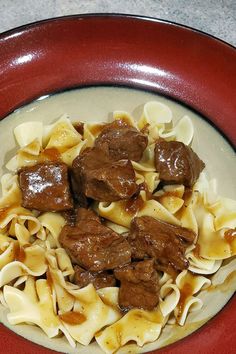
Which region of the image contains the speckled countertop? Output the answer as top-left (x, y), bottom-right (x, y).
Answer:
top-left (0, 0), bottom-right (235, 46)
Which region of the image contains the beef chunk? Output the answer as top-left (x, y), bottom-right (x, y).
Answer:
top-left (95, 120), bottom-right (148, 162)
top-left (72, 147), bottom-right (138, 202)
top-left (76, 207), bottom-right (100, 223)
top-left (62, 207), bottom-right (100, 226)
top-left (154, 141), bottom-right (205, 187)
top-left (114, 259), bottom-right (159, 311)
top-left (74, 265), bottom-right (116, 289)
top-left (18, 162), bottom-right (73, 212)
top-left (70, 172), bottom-right (89, 208)
top-left (59, 208), bottom-right (131, 271)
top-left (128, 216), bottom-right (195, 272)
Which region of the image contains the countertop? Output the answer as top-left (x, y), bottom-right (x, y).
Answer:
top-left (0, 0), bottom-right (235, 47)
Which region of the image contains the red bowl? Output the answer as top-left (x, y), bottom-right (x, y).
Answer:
top-left (0, 14), bottom-right (235, 354)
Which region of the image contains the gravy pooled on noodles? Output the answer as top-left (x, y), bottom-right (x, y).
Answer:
top-left (18, 119), bottom-right (205, 311)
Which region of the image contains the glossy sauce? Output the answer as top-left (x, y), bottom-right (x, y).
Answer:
top-left (59, 311), bottom-right (86, 325)
top-left (182, 188), bottom-right (193, 205)
top-left (177, 282), bottom-right (194, 321)
top-left (139, 182), bottom-right (153, 200)
top-left (125, 195), bottom-right (144, 215)
top-left (224, 228), bottom-right (236, 254)
top-left (14, 244), bottom-right (26, 263)
top-left (98, 294), bottom-right (121, 314)
top-left (40, 148), bottom-right (61, 161)
top-left (46, 270), bottom-right (53, 289)
top-left (224, 228), bottom-right (236, 244)
top-left (0, 206), bottom-right (12, 223)
top-left (0, 86), bottom-right (235, 353)
top-left (193, 243), bottom-right (202, 259)
top-left (116, 115), bottom-right (132, 126)
top-left (73, 122), bottom-right (84, 136)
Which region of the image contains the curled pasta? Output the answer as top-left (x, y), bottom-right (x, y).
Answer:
top-left (0, 244), bottom-right (47, 287)
top-left (3, 277), bottom-right (71, 340)
top-left (0, 103), bottom-right (235, 354)
top-left (98, 193), bottom-right (180, 228)
top-left (159, 281), bottom-right (180, 317)
top-left (96, 308), bottom-right (164, 354)
top-left (14, 122), bottom-right (43, 148)
top-left (0, 174), bottom-right (22, 207)
top-left (0, 241), bottom-right (16, 270)
top-left (197, 212), bottom-right (236, 259)
top-left (45, 117), bottom-right (82, 152)
top-left (61, 284), bottom-right (122, 346)
top-left (174, 115), bottom-right (194, 145)
top-left (174, 270), bottom-right (211, 325)
top-left (0, 206), bottom-right (41, 245)
top-left (37, 212), bottom-right (66, 247)
top-left (186, 249), bottom-right (222, 275)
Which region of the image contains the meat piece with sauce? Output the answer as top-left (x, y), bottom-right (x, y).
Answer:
top-left (74, 265), bottom-right (116, 289)
top-left (154, 141), bottom-right (205, 187)
top-left (18, 162), bottom-right (73, 212)
top-left (63, 207), bottom-right (100, 226)
top-left (128, 216), bottom-right (195, 273)
top-left (59, 208), bottom-right (131, 271)
top-left (72, 146), bottom-right (138, 202)
top-left (114, 259), bottom-right (160, 311)
top-left (94, 120), bottom-right (148, 162)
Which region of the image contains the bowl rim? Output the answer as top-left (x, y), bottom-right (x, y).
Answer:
top-left (1, 12), bottom-right (235, 50)
top-left (0, 13), bottom-right (235, 354)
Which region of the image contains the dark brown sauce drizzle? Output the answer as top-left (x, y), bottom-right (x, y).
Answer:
top-left (139, 182), bottom-right (153, 201)
top-left (46, 270), bottom-right (53, 289)
top-left (40, 148), bottom-right (61, 161)
top-left (73, 122), bottom-right (84, 136)
top-left (99, 295), bottom-right (121, 314)
top-left (183, 188), bottom-right (193, 205)
top-left (59, 311), bottom-right (86, 325)
top-left (224, 228), bottom-right (236, 245)
top-left (140, 123), bottom-right (150, 134)
top-left (177, 282), bottom-right (193, 320)
top-left (116, 116), bottom-right (131, 126)
top-left (192, 244), bottom-right (202, 259)
top-left (14, 244), bottom-right (26, 263)
top-left (0, 204), bottom-right (19, 223)
top-left (224, 228), bottom-right (236, 254)
top-left (125, 195), bottom-right (144, 215)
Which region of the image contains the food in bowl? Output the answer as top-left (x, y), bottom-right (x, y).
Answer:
top-left (0, 87), bottom-right (235, 354)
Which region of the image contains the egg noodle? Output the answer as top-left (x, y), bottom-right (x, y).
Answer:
top-left (0, 101), bottom-right (235, 354)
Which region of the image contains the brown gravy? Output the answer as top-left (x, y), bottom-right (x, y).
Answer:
top-left (59, 311), bottom-right (86, 325)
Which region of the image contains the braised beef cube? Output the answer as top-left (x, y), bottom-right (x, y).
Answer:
top-left (128, 216), bottom-right (195, 272)
top-left (72, 147), bottom-right (138, 202)
top-left (154, 141), bottom-right (205, 187)
top-left (62, 210), bottom-right (77, 226)
top-left (70, 172), bottom-right (89, 208)
top-left (59, 208), bottom-right (131, 271)
top-left (18, 162), bottom-right (73, 212)
top-left (95, 120), bottom-right (148, 161)
top-left (76, 207), bottom-right (101, 223)
top-left (74, 265), bottom-right (116, 289)
top-left (114, 259), bottom-right (159, 311)
top-left (62, 207), bottom-right (100, 226)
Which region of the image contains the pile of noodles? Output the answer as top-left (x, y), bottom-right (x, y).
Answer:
top-left (0, 101), bottom-right (235, 354)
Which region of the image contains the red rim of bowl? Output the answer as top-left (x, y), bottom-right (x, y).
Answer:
top-left (0, 13), bottom-right (235, 354)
